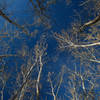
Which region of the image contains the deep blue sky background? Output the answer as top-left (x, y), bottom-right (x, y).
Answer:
top-left (0, 0), bottom-right (87, 100)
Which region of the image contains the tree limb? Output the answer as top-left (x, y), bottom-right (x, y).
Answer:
top-left (80, 14), bottom-right (100, 31)
top-left (0, 10), bottom-right (27, 33)
top-left (10, 61), bottom-right (37, 100)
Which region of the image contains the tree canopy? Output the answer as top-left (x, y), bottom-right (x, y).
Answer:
top-left (0, 0), bottom-right (100, 100)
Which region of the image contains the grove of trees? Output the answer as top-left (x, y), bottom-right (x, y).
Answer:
top-left (0, 0), bottom-right (100, 100)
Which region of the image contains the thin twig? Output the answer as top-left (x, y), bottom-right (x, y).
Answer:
top-left (48, 74), bottom-right (56, 100)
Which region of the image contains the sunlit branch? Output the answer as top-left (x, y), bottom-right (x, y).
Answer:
top-left (80, 13), bottom-right (100, 31)
top-left (0, 71), bottom-right (9, 100)
top-left (48, 73), bottom-right (56, 100)
top-left (36, 55), bottom-right (43, 100)
top-left (80, 0), bottom-right (90, 6)
top-left (60, 42), bottom-right (100, 48)
top-left (0, 79), bottom-right (6, 100)
top-left (80, 75), bottom-right (86, 93)
top-left (10, 59), bottom-right (37, 100)
top-left (10, 79), bottom-right (28, 100)
top-left (18, 84), bottom-right (26, 100)
top-left (56, 67), bottom-right (64, 97)
top-left (47, 67), bottom-right (64, 100)
top-left (89, 59), bottom-right (100, 63)
top-left (72, 42), bottom-right (100, 48)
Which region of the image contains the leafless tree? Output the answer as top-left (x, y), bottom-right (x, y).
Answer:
top-left (0, 0), bottom-right (100, 100)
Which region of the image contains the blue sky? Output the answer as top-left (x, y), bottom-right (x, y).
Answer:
top-left (0, 0), bottom-right (81, 99)
top-left (1, 0), bottom-right (99, 100)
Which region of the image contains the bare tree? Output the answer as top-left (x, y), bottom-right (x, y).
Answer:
top-left (0, 0), bottom-right (100, 100)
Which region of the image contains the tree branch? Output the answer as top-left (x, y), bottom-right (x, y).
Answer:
top-left (89, 59), bottom-right (100, 63)
top-left (80, 14), bottom-right (100, 31)
top-left (10, 60), bottom-right (37, 100)
top-left (48, 73), bottom-right (56, 100)
top-left (36, 55), bottom-right (43, 100)
top-left (0, 10), bottom-right (27, 33)
top-left (72, 42), bottom-right (100, 48)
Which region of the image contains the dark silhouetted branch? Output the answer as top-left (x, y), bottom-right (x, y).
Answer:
top-left (0, 10), bottom-right (28, 33)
